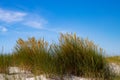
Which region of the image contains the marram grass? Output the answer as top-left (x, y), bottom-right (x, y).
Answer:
top-left (0, 54), bottom-right (12, 73)
top-left (106, 56), bottom-right (120, 65)
top-left (0, 33), bottom-right (117, 80)
top-left (49, 33), bottom-right (111, 79)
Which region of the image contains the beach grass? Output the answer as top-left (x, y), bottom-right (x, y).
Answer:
top-left (0, 33), bottom-right (119, 80)
top-left (0, 54), bottom-right (12, 73)
top-left (49, 33), bottom-right (111, 79)
top-left (106, 56), bottom-right (120, 65)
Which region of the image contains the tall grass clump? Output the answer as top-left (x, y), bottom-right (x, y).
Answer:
top-left (0, 54), bottom-right (12, 73)
top-left (50, 33), bottom-right (111, 79)
top-left (13, 37), bottom-right (52, 75)
top-left (10, 33), bottom-right (113, 79)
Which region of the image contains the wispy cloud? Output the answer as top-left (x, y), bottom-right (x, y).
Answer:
top-left (22, 14), bottom-right (48, 29)
top-left (0, 8), bottom-right (48, 31)
top-left (0, 26), bottom-right (8, 32)
top-left (0, 8), bottom-right (26, 23)
top-left (0, 7), bottom-right (60, 34)
top-left (23, 20), bottom-right (46, 29)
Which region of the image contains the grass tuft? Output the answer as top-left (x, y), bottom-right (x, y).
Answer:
top-left (0, 33), bottom-right (118, 80)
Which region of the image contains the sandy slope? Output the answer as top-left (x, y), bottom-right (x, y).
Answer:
top-left (0, 63), bottom-right (120, 80)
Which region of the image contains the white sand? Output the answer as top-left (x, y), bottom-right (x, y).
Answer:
top-left (0, 63), bottom-right (119, 80)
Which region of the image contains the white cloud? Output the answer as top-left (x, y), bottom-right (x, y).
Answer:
top-left (23, 21), bottom-right (43, 29)
top-left (23, 19), bottom-right (47, 29)
top-left (0, 8), bottom-right (48, 30)
top-left (0, 26), bottom-right (8, 32)
top-left (0, 8), bottom-right (26, 23)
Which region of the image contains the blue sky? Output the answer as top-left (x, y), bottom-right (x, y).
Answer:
top-left (0, 0), bottom-right (120, 56)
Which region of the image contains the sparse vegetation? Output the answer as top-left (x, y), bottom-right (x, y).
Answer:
top-left (0, 33), bottom-right (119, 80)
top-left (0, 54), bottom-right (12, 73)
top-left (106, 56), bottom-right (120, 65)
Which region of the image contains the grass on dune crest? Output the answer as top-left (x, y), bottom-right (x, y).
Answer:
top-left (106, 56), bottom-right (120, 65)
top-left (13, 37), bottom-right (53, 75)
top-left (106, 56), bottom-right (120, 80)
top-left (0, 33), bottom-right (117, 80)
top-left (0, 54), bottom-right (12, 73)
top-left (50, 33), bottom-right (111, 79)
